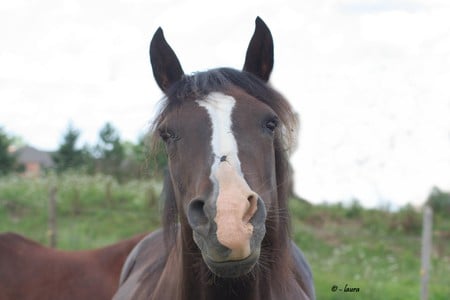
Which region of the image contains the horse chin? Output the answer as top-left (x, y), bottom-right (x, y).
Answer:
top-left (203, 250), bottom-right (260, 278)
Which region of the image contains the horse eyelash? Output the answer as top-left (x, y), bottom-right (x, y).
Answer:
top-left (159, 129), bottom-right (178, 142)
top-left (264, 116), bottom-right (279, 132)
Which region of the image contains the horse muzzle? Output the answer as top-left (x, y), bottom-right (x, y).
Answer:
top-left (189, 195), bottom-right (267, 278)
top-left (188, 161), bottom-right (267, 277)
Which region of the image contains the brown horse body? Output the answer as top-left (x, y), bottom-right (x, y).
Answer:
top-left (0, 232), bottom-right (145, 300)
top-left (114, 17), bottom-right (315, 300)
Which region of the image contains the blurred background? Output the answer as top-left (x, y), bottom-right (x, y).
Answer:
top-left (1, 0), bottom-right (449, 299)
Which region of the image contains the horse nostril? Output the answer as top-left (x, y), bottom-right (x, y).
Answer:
top-left (188, 199), bottom-right (209, 228)
top-left (247, 194), bottom-right (256, 203)
top-left (243, 193), bottom-right (258, 223)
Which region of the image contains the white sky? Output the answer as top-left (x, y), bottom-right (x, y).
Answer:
top-left (1, 0), bottom-right (449, 208)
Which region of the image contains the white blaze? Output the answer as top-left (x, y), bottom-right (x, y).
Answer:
top-left (197, 92), bottom-right (256, 260)
top-left (196, 92), bottom-right (242, 176)
top-left (213, 160), bottom-right (255, 259)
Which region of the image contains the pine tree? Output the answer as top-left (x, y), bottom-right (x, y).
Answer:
top-left (0, 128), bottom-right (15, 175)
top-left (53, 124), bottom-right (83, 172)
top-left (96, 122), bottom-right (124, 179)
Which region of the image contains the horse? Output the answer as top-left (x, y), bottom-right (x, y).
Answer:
top-left (0, 232), bottom-right (146, 300)
top-left (113, 17), bottom-right (315, 300)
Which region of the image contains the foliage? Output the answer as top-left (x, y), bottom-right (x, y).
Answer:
top-left (345, 198), bottom-right (364, 219)
top-left (0, 173), bottom-right (161, 248)
top-left (290, 199), bottom-right (450, 300)
top-left (94, 122), bottom-right (125, 179)
top-left (0, 127), bottom-right (16, 176)
top-left (11, 121), bottom-right (167, 182)
top-left (52, 124), bottom-right (84, 173)
top-left (427, 186), bottom-right (450, 216)
top-left (389, 204), bottom-right (422, 234)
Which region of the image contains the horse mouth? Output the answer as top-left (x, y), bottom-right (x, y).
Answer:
top-left (203, 250), bottom-right (260, 278)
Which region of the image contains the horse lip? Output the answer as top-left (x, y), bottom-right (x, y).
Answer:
top-left (207, 253), bottom-right (251, 264)
top-left (203, 250), bottom-right (260, 278)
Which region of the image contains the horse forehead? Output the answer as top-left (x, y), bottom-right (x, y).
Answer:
top-left (194, 91), bottom-right (266, 149)
top-left (195, 91), bottom-right (257, 129)
top-left (196, 92), bottom-right (236, 125)
top-left (195, 92), bottom-right (237, 150)
top-left (196, 92), bottom-right (236, 111)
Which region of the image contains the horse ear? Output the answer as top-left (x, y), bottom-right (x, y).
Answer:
top-left (243, 17), bottom-right (274, 82)
top-left (150, 28), bottom-right (184, 93)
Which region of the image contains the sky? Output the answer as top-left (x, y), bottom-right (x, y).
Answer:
top-left (1, 0), bottom-right (449, 209)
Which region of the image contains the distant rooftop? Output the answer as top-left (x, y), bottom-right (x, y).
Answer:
top-left (15, 146), bottom-right (54, 168)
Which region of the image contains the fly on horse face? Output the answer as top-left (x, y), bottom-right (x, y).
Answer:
top-left (0, 232), bottom-right (146, 300)
top-left (113, 17), bottom-right (315, 300)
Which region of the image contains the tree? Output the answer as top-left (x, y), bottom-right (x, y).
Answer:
top-left (95, 122), bottom-right (125, 179)
top-left (53, 124), bottom-right (84, 173)
top-left (0, 127), bottom-right (16, 175)
top-left (427, 187), bottom-right (450, 216)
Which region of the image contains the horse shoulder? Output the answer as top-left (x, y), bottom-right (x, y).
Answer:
top-left (289, 241), bottom-right (316, 300)
top-left (117, 237), bottom-right (143, 285)
top-left (92, 233), bottom-right (147, 280)
top-left (114, 229), bottom-right (171, 300)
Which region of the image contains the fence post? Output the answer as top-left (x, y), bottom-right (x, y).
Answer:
top-left (48, 186), bottom-right (58, 248)
top-left (146, 185), bottom-right (157, 208)
top-left (106, 180), bottom-right (113, 208)
top-left (71, 187), bottom-right (81, 215)
top-left (420, 205), bottom-right (433, 300)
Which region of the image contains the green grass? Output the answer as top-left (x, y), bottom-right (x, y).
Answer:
top-left (290, 200), bottom-right (450, 299)
top-left (1, 174), bottom-right (449, 299)
top-left (0, 173), bottom-right (162, 249)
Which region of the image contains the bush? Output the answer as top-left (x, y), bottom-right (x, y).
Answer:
top-left (345, 199), bottom-right (363, 219)
top-left (427, 187), bottom-right (450, 216)
top-left (389, 204), bottom-right (421, 234)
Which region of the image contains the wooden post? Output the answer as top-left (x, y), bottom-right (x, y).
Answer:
top-left (420, 205), bottom-right (433, 300)
top-left (106, 180), bottom-right (112, 208)
top-left (73, 187), bottom-right (81, 215)
top-left (146, 186), bottom-right (156, 208)
top-left (48, 186), bottom-right (58, 248)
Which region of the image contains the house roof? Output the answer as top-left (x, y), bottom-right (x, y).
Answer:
top-left (15, 146), bottom-right (54, 168)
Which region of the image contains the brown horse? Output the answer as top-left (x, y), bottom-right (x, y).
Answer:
top-left (0, 232), bottom-right (145, 300)
top-left (113, 17), bottom-right (315, 300)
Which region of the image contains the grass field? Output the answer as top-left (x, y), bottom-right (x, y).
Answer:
top-left (1, 174), bottom-right (449, 299)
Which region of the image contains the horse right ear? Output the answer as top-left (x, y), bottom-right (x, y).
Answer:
top-left (243, 17), bottom-right (274, 82)
top-left (150, 28), bottom-right (184, 93)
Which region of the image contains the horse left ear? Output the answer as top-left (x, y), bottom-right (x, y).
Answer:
top-left (243, 17), bottom-right (274, 82)
top-left (150, 27), bottom-right (184, 93)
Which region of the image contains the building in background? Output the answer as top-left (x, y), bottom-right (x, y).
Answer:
top-left (15, 146), bottom-right (54, 177)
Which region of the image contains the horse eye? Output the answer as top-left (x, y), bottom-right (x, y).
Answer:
top-left (265, 118), bottom-right (278, 132)
top-left (159, 130), bottom-right (175, 142)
